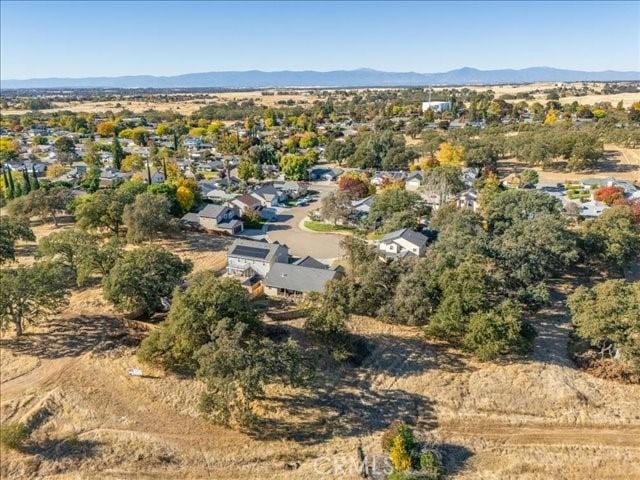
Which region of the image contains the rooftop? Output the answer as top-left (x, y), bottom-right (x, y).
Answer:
top-left (264, 263), bottom-right (339, 293)
top-left (228, 238), bottom-right (286, 262)
top-left (381, 228), bottom-right (429, 248)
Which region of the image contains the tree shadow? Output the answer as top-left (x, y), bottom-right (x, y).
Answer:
top-left (23, 438), bottom-right (102, 461)
top-left (248, 382), bottom-right (435, 445)
top-left (243, 324), bottom-right (460, 445)
top-left (357, 333), bottom-right (469, 378)
top-left (0, 315), bottom-right (137, 359)
top-left (439, 443), bottom-right (474, 477)
top-left (266, 224), bottom-right (292, 232)
top-left (272, 213), bottom-right (294, 223)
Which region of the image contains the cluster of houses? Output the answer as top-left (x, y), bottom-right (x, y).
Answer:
top-left (224, 227), bottom-right (432, 298)
top-left (181, 180), bottom-right (309, 234)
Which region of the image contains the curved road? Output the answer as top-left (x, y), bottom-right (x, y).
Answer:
top-left (266, 182), bottom-right (345, 262)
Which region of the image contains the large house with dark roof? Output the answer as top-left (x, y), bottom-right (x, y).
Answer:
top-left (226, 239), bottom-right (339, 296)
top-left (182, 204), bottom-right (243, 234)
top-left (264, 262), bottom-right (340, 296)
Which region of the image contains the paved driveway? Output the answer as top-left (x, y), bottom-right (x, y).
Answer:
top-left (266, 182), bottom-right (345, 262)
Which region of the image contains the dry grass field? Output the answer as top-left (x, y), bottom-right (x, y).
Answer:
top-left (0, 90), bottom-right (322, 116)
top-left (498, 144), bottom-right (640, 184)
top-left (2, 82), bottom-right (636, 116)
top-left (1, 223), bottom-right (640, 479)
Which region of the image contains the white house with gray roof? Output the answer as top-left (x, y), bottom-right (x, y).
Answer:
top-left (226, 238), bottom-right (289, 277)
top-left (378, 228), bottom-right (429, 259)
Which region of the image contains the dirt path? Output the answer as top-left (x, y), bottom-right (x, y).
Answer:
top-left (1, 356), bottom-right (79, 399)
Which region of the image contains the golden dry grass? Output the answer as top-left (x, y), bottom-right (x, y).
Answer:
top-left (498, 144), bottom-right (640, 184)
top-left (0, 90), bottom-right (322, 116)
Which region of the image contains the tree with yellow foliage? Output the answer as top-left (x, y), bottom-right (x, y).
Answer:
top-left (96, 120), bottom-right (116, 137)
top-left (436, 142), bottom-right (465, 167)
top-left (188, 127), bottom-right (206, 137)
top-left (389, 435), bottom-right (412, 472)
top-left (176, 185), bottom-right (195, 212)
top-left (544, 109), bottom-right (558, 125)
top-left (122, 154), bottom-right (144, 172)
top-left (207, 121), bottom-right (225, 135)
top-left (45, 163), bottom-right (69, 179)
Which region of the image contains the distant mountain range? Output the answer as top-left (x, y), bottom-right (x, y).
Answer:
top-left (2, 67), bottom-right (639, 90)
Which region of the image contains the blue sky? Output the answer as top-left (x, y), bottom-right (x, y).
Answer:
top-left (1, 1), bottom-right (638, 79)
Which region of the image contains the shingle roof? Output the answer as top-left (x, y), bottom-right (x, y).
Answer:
top-left (264, 263), bottom-right (339, 293)
top-left (381, 228), bottom-right (428, 248)
top-left (198, 204), bottom-right (229, 219)
top-left (293, 256), bottom-right (329, 269)
top-left (233, 194), bottom-right (261, 207)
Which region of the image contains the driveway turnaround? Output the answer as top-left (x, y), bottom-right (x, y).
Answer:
top-left (266, 182), bottom-right (345, 262)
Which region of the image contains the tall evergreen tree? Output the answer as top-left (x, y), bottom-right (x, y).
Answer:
top-left (21, 168), bottom-right (31, 194)
top-left (31, 166), bottom-right (40, 190)
top-left (7, 168), bottom-right (16, 198)
top-left (111, 136), bottom-right (124, 170)
top-left (146, 158), bottom-right (152, 185)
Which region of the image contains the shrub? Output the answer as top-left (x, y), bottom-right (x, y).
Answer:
top-left (593, 186), bottom-right (625, 206)
top-left (419, 450), bottom-right (442, 479)
top-left (0, 422), bottom-right (29, 450)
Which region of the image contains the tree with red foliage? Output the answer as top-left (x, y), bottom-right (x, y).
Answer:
top-left (338, 172), bottom-right (374, 199)
top-left (593, 186), bottom-right (625, 206)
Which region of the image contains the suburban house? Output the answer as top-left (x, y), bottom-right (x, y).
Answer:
top-left (99, 167), bottom-right (132, 187)
top-left (251, 184), bottom-right (284, 207)
top-left (225, 240), bottom-right (338, 296)
top-left (230, 194), bottom-right (263, 215)
top-left (371, 171), bottom-right (405, 187)
top-left (226, 238), bottom-right (289, 277)
top-left (352, 195), bottom-right (375, 216)
top-left (272, 180), bottom-right (308, 199)
top-left (308, 166), bottom-right (343, 181)
top-left (581, 177), bottom-right (639, 197)
top-left (456, 190), bottom-right (480, 212)
top-left (264, 261), bottom-right (341, 296)
top-left (183, 204), bottom-right (244, 234)
top-left (378, 228), bottom-right (429, 259)
top-left (405, 172), bottom-right (423, 191)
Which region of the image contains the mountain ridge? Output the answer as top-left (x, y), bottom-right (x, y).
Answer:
top-left (2, 67), bottom-right (639, 89)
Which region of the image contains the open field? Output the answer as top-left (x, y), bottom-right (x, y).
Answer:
top-left (2, 224), bottom-right (640, 479)
top-left (2, 82), bottom-right (637, 116)
top-left (498, 144), bottom-right (640, 184)
top-left (0, 90), bottom-right (323, 116)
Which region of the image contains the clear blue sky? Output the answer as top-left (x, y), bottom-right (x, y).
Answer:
top-left (1, 1), bottom-right (638, 79)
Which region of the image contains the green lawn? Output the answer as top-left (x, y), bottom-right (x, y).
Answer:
top-left (303, 220), bottom-right (354, 233)
top-left (366, 231), bottom-right (385, 240)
